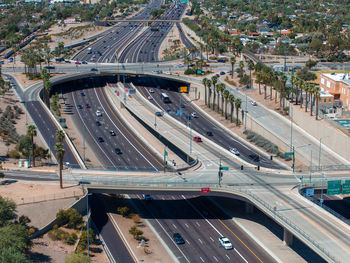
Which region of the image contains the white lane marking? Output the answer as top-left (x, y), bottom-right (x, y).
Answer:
top-left (234, 247), bottom-right (249, 263)
top-left (185, 223), bottom-right (189, 228)
top-left (213, 255), bottom-right (219, 262)
top-left (198, 238), bottom-right (203, 244)
top-left (185, 239), bottom-right (190, 245)
top-left (172, 224), bottom-right (177, 229)
top-left (226, 254), bottom-right (230, 260)
top-left (181, 195), bottom-right (222, 237)
top-left (200, 256), bottom-right (204, 262)
top-left (209, 237), bottom-right (214, 242)
top-left (196, 222), bottom-right (200, 227)
top-left (94, 88), bottom-right (159, 171)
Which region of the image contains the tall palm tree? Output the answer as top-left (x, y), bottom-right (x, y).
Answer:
top-left (219, 83), bottom-right (225, 114)
top-left (309, 83), bottom-right (315, 116)
top-left (54, 142), bottom-right (65, 189)
top-left (297, 78), bottom-right (304, 106)
top-left (314, 84), bottom-right (321, 120)
top-left (27, 125), bottom-right (37, 167)
top-left (235, 98), bottom-right (242, 126)
top-left (56, 129), bottom-right (65, 143)
top-left (223, 89), bottom-right (230, 119)
top-left (43, 44), bottom-right (53, 67)
top-left (247, 60), bottom-right (255, 89)
top-left (228, 94), bottom-right (235, 123)
top-left (230, 56), bottom-right (236, 79)
top-left (211, 75), bottom-right (218, 110)
top-left (206, 79), bottom-right (212, 108)
top-left (202, 78), bottom-right (209, 105)
top-left (41, 69), bottom-right (51, 108)
top-left (216, 83), bottom-right (222, 112)
top-left (254, 71), bottom-right (263, 95)
top-left (239, 61), bottom-right (244, 77)
top-left (304, 82), bottom-right (310, 112)
top-left (290, 75), bottom-right (297, 102)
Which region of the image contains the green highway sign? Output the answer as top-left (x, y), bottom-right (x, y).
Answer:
top-left (342, 183), bottom-right (350, 194)
top-left (221, 167), bottom-right (229, 171)
top-left (346, 180), bottom-right (350, 184)
top-left (327, 180), bottom-right (341, 195)
top-left (285, 152), bottom-right (294, 156)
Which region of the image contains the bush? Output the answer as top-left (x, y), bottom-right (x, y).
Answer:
top-left (7, 150), bottom-right (20, 159)
top-left (76, 229), bottom-right (94, 252)
top-left (117, 206), bottom-right (130, 217)
top-left (129, 225), bottom-right (144, 241)
top-left (56, 208), bottom-right (83, 229)
top-left (184, 68), bottom-right (196, 75)
top-left (65, 252), bottom-right (90, 263)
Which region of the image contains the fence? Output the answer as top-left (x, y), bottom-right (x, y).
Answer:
top-left (17, 190), bottom-right (82, 206)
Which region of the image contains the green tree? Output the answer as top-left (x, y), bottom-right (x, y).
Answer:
top-left (202, 78), bottom-right (209, 105)
top-left (26, 125), bottom-right (37, 167)
top-left (0, 224), bottom-right (31, 253)
top-left (56, 129), bottom-right (65, 144)
top-left (230, 56), bottom-right (236, 79)
top-left (211, 75), bottom-right (218, 110)
top-left (247, 60), bottom-right (255, 89)
top-left (234, 98), bottom-right (242, 126)
top-left (54, 142), bottom-right (65, 189)
top-left (229, 94), bottom-right (235, 123)
top-left (41, 69), bottom-right (52, 108)
top-left (0, 196), bottom-right (16, 226)
top-left (223, 89), bottom-right (230, 119)
top-left (65, 253), bottom-right (90, 263)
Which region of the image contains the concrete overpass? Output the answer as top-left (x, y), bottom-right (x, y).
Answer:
top-left (105, 19), bottom-right (181, 23)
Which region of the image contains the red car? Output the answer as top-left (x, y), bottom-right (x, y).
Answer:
top-left (193, 136), bottom-right (202, 142)
top-left (75, 61), bottom-right (81, 65)
top-left (85, 104), bottom-right (90, 108)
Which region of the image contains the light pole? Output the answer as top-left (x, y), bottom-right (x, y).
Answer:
top-left (188, 114), bottom-right (193, 154)
top-left (309, 148), bottom-right (313, 183)
top-left (244, 94), bottom-right (248, 132)
top-left (154, 112), bottom-right (157, 129)
top-left (318, 136), bottom-right (330, 171)
top-left (86, 192), bottom-right (92, 260)
top-left (292, 143), bottom-right (311, 173)
top-left (290, 103), bottom-right (293, 151)
top-left (320, 172), bottom-right (325, 207)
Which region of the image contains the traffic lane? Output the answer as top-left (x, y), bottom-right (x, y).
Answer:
top-left (132, 194), bottom-right (242, 263)
top-left (311, 192), bottom-right (350, 219)
top-left (26, 101), bottom-right (80, 166)
top-left (98, 86), bottom-right (163, 171)
top-left (190, 195), bottom-right (277, 263)
top-left (139, 85), bottom-right (281, 169)
top-left (66, 88), bottom-right (115, 168)
top-left (90, 194), bottom-right (136, 263)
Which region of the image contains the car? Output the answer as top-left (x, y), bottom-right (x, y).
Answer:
top-left (193, 136), bottom-right (202, 142)
top-left (115, 148), bottom-right (122, 154)
top-left (96, 110), bottom-right (102, 117)
top-left (44, 65), bottom-right (55, 70)
top-left (219, 237), bottom-right (233, 250)
top-left (82, 61), bottom-right (88, 64)
top-left (155, 111), bottom-right (163, 116)
top-left (91, 68), bottom-right (98, 72)
top-left (191, 112), bottom-right (198, 118)
top-left (251, 100), bottom-right (257, 106)
top-left (55, 58), bottom-right (65, 62)
top-left (249, 153), bottom-right (260, 162)
top-left (206, 131), bottom-right (213, 136)
top-left (97, 136), bottom-right (104, 142)
top-left (96, 121), bottom-right (101, 126)
top-left (0, 61), bottom-right (4, 64)
top-left (165, 71), bottom-right (171, 75)
top-left (77, 104), bottom-right (83, 109)
top-left (216, 73), bottom-right (220, 77)
top-left (75, 61), bottom-right (81, 65)
top-left (86, 104), bottom-right (90, 108)
top-left (173, 233), bottom-right (185, 244)
top-left (81, 92), bottom-right (85, 96)
top-left (149, 88), bottom-right (155, 93)
top-left (148, 96), bottom-right (153, 100)
top-left (143, 194), bottom-right (152, 201)
top-left (65, 60), bottom-right (71, 63)
top-left (229, 147), bottom-right (240, 156)
top-left (220, 71), bottom-right (226, 75)
top-left (109, 130), bottom-right (116, 136)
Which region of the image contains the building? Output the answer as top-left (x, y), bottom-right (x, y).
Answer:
top-left (320, 73), bottom-right (350, 110)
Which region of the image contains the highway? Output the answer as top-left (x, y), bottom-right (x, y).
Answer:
top-left (137, 82), bottom-right (282, 169)
top-left (58, 77), bottom-right (163, 171)
top-left (130, 193), bottom-right (276, 263)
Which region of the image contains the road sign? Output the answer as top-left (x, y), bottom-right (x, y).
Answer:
top-left (346, 180), bottom-right (350, 184)
top-left (179, 86), bottom-right (188, 93)
top-left (327, 180), bottom-right (341, 195)
top-left (305, 188), bottom-right (314, 197)
top-left (176, 110), bottom-right (183, 116)
top-left (201, 187), bottom-right (210, 193)
top-left (196, 69), bottom-right (202, 75)
top-left (285, 152), bottom-right (294, 156)
top-left (342, 183), bottom-right (350, 194)
top-left (221, 167), bottom-right (229, 171)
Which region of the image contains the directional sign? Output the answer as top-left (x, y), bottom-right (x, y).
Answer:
top-left (179, 86), bottom-right (188, 93)
top-left (327, 180), bottom-right (341, 195)
top-left (201, 187), bottom-right (210, 193)
top-left (285, 152), bottom-right (294, 156)
top-left (342, 183), bottom-right (350, 194)
top-left (346, 180), bottom-right (350, 184)
top-left (221, 167), bottom-right (229, 171)
top-left (176, 110), bottom-right (183, 116)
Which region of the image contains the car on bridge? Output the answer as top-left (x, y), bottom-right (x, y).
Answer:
top-left (91, 68), bottom-right (98, 72)
top-left (115, 148), bottom-right (122, 154)
top-left (193, 136), bottom-right (202, 142)
top-left (109, 130), bottom-right (116, 136)
top-left (96, 110), bottom-right (102, 117)
top-left (173, 233), bottom-right (185, 244)
top-left (96, 121), bottom-right (101, 126)
top-left (229, 147), bottom-right (240, 156)
top-left (143, 194), bottom-right (152, 201)
top-left (219, 237), bottom-right (233, 250)
top-left (191, 112), bottom-right (198, 118)
top-left (97, 136), bottom-right (104, 142)
top-left (249, 153), bottom-right (260, 162)
top-left (77, 105), bottom-right (83, 109)
top-left (86, 104), bottom-right (90, 108)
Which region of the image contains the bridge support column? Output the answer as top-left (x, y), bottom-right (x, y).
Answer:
top-left (283, 228), bottom-right (293, 246)
top-left (245, 203), bottom-right (254, 214)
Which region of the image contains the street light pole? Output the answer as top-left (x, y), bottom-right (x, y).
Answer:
top-left (244, 94), bottom-right (247, 132)
top-left (86, 193), bottom-right (92, 260)
top-left (154, 113), bottom-right (157, 129)
top-left (290, 103), bottom-right (293, 151)
top-left (189, 115), bottom-right (192, 154)
top-left (309, 149), bottom-right (312, 183)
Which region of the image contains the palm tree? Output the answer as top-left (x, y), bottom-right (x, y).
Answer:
top-left (206, 79), bottom-right (212, 108)
top-left (297, 78), bottom-right (304, 106)
top-left (219, 83), bottom-right (226, 114)
top-left (54, 142), bottom-right (65, 189)
top-left (230, 56), bottom-right (236, 79)
top-left (216, 83), bottom-right (222, 112)
top-left (314, 84), bottom-right (321, 120)
top-left (27, 125), bottom-right (37, 167)
top-left (211, 75), bottom-right (218, 110)
top-left (247, 60), bottom-right (255, 89)
top-left (254, 71), bottom-right (263, 95)
top-left (290, 75), bottom-right (297, 102)
top-left (235, 98), bottom-right (242, 125)
top-left (304, 82), bottom-right (310, 112)
top-left (43, 44), bottom-right (53, 67)
top-left (202, 78), bottom-right (209, 105)
top-left (223, 89), bottom-right (230, 119)
top-left (239, 61), bottom-right (244, 77)
top-left (56, 129), bottom-right (65, 143)
top-left (41, 69), bottom-right (51, 108)
top-left (309, 83), bottom-right (315, 116)
top-left (228, 94), bottom-right (235, 122)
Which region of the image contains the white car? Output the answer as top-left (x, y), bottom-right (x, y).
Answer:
top-left (165, 71), bottom-right (172, 75)
top-left (251, 100), bottom-right (257, 106)
top-left (96, 110), bottom-right (102, 117)
top-left (229, 147), bottom-right (240, 156)
top-left (148, 96), bottom-right (153, 100)
top-left (149, 88), bottom-right (155, 93)
top-left (191, 112), bottom-right (198, 118)
top-left (219, 237), bottom-right (233, 250)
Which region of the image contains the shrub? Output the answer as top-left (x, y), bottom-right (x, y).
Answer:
top-left (132, 214), bottom-right (141, 224)
top-left (65, 252), bottom-right (89, 263)
top-left (7, 150), bottom-right (20, 159)
top-left (117, 206), bottom-right (130, 217)
top-left (129, 225), bottom-right (144, 241)
top-left (56, 208), bottom-right (83, 229)
top-left (184, 68), bottom-right (196, 75)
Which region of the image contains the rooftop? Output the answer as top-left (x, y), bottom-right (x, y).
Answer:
top-left (323, 73), bottom-right (350, 84)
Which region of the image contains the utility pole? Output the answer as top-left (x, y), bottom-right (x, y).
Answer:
top-left (309, 149), bottom-right (312, 183)
top-left (244, 94), bottom-right (248, 132)
top-left (290, 103), bottom-right (293, 152)
top-left (320, 173), bottom-right (325, 207)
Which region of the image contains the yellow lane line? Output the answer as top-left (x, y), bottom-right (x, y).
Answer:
top-left (99, 87), bottom-right (163, 167)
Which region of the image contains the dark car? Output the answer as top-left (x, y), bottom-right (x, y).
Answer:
top-left (173, 233), bottom-right (185, 244)
top-left (206, 131), bottom-right (213, 136)
top-left (77, 104), bottom-right (83, 109)
top-left (96, 121), bottom-right (101, 126)
top-left (249, 154), bottom-right (260, 162)
top-left (109, 130), bottom-right (116, 136)
top-left (44, 65), bottom-right (55, 70)
top-left (86, 104), bottom-right (90, 108)
top-left (81, 92), bottom-right (85, 96)
top-left (115, 148), bottom-right (122, 154)
top-left (91, 68), bottom-right (98, 72)
top-left (97, 136), bottom-right (104, 142)
top-left (155, 111), bottom-right (163, 116)
top-left (82, 61), bottom-right (88, 64)
top-left (220, 71), bottom-right (226, 75)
